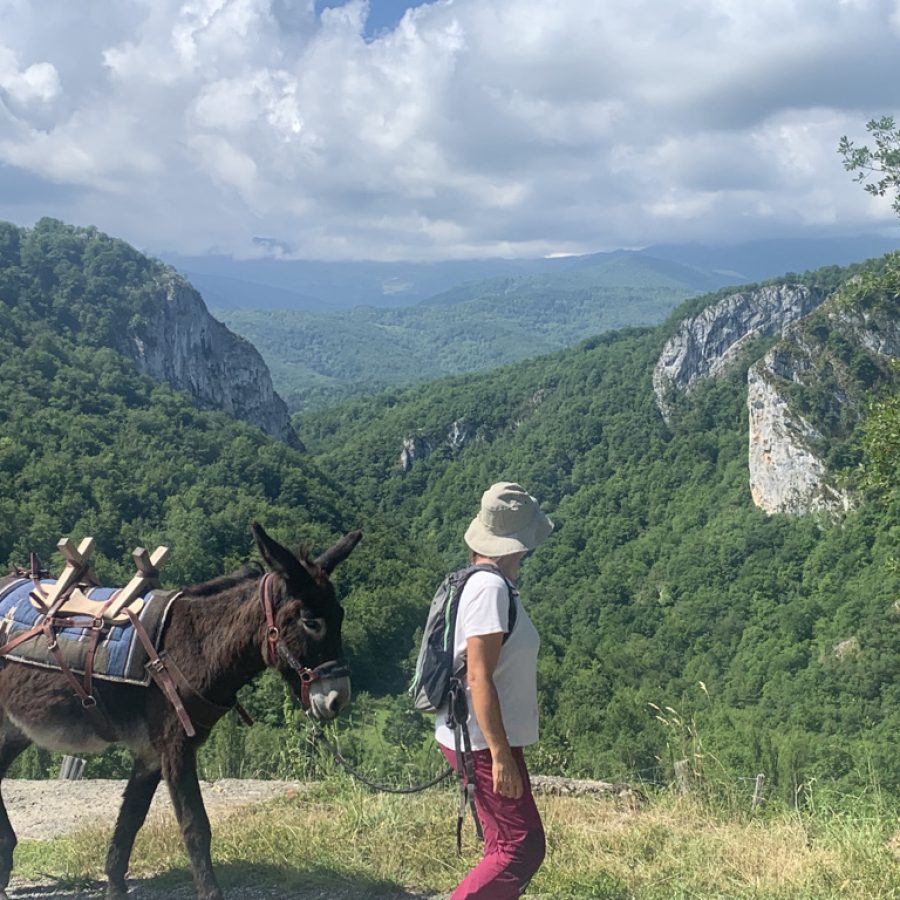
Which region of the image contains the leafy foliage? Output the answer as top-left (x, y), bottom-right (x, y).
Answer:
top-left (2, 218), bottom-right (897, 803)
top-left (0, 220), bottom-right (439, 776)
top-left (839, 116), bottom-right (900, 217)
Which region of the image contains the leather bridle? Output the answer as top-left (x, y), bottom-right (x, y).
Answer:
top-left (259, 573), bottom-right (351, 710)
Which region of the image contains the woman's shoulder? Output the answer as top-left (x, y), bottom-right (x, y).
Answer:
top-left (464, 567), bottom-right (508, 588)
top-left (460, 568), bottom-right (511, 604)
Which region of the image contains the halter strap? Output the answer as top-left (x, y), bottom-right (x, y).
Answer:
top-left (259, 573), bottom-right (280, 667)
top-left (258, 573), bottom-right (350, 710)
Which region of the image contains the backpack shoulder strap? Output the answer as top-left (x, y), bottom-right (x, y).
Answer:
top-left (456, 564), bottom-right (517, 641)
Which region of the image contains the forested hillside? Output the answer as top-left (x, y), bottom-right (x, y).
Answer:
top-left (299, 255), bottom-right (900, 800)
top-left (216, 254), bottom-right (712, 410)
top-left (0, 222), bottom-right (440, 778)
top-left (2, 219), bottom-right (897, 801)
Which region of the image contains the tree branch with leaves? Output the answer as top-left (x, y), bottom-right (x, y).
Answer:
top-left (838, 116), bottom-right (900, 217)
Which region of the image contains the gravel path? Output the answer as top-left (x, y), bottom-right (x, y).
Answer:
top-left (2, 779), bottom-right (443, 900)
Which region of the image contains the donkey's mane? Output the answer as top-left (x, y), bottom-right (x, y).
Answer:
top-left (184, 563), bottom-right (262, 598)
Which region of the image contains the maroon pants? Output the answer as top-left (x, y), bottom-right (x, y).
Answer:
top-left (441, 745), bottom-right (545, 899)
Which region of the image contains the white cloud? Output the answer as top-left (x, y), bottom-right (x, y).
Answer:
top-left (0, 0), bottom-right (898, 259)
top-left (0, 61), bottom-right (60, 106)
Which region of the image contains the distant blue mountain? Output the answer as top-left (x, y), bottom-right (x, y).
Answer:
top-left (162, 232), bottom-right (900, 312)
top-left (164, 254), bottom-right (568, 311)
top-left (640, 234), bottom-right (900, 283)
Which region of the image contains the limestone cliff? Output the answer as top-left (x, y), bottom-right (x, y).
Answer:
top-left (747, 301), bottom-right (899, 515)
top-left (399, 420), bottom-right (471, 471)
top-left (653, 284), bottom-right (825, 421)
top-left (747, 341), bottom-right (850, 516)
top-left (397, 388), bottom-right (551, 472)
top-left (126, 271), bottom-right (302, 450)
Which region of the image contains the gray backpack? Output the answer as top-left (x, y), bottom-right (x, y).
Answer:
top-left (410, 564), bottom-right (517, 713)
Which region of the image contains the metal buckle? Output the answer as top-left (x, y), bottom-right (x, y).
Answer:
top-left (267, 626), bottom-right (280, 640)
top-left (82, 696), bottom-right (97, 709)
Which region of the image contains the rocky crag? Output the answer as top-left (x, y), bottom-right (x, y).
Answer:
top-left (399, 420), bottom-right (472, 471)
top-left (652, 284), bottom-right (825, 421)
top-left (127, 271), bottom-right (302, 449)
top-left (654, 275), bottom-right (899, 516)
top-left (1, 220), bottom-right (301, 450)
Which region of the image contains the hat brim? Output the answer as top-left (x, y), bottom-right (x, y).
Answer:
top-left (464, 509), bottom-right (554, 557)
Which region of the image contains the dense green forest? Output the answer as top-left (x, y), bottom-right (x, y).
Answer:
top-left (216, 255), bottom-right (708, 411)
top-left (1, 219), bottom-right (897, 804)
top-left (299, 256), bottom-right (900, 801)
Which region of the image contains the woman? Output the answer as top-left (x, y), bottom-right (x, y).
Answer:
top-left (436, 481), bottom-right (553, 900)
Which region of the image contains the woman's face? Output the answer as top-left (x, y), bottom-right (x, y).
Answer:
top-left (496, 551), bottom-right (527, 581)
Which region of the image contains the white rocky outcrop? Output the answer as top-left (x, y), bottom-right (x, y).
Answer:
top-left (831, 306), bottom-right (900, 359)
top-left (126, 273), bottom-right (301, 449)
top-left (399, 420), bottom-right (472, 471)
top-left (746, 301), bottom-right (899, 517)
top-left (653, 284), bottom-right (824, 421)
top-left (399, 435), bottom-right (431, 472)
top-left (747, 349), bottom-right (850, 517)
top-left (655, 276), bottom-right (899, 517)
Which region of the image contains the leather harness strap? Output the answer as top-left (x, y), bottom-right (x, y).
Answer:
top-left (83, 590), bottom-right (121, 699)
top-left (39, 615), bottom-right (118, 742)
top-left (0, 620), bottom-right (45, 657)
top-left (260, 573), bottom-right (280, 666)
top-left (30, 554), bottom-right (48, 601)
top-left (259, 573), bottom-right (352, 710)
top-left (126, 603), bottom-right (197, 738)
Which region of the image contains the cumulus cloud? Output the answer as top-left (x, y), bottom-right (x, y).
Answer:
top-left (0, 0), bottom-right (898, 259)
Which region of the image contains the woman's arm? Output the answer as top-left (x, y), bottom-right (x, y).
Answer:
top-left (467, 633), bottom-right (524, 799)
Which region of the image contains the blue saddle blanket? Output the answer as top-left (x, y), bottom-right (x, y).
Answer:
top-left (0, 578), bottom-right (177, 686)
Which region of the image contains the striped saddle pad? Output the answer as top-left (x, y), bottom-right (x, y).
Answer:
top-left (0, 578), bottom-right (177, 686)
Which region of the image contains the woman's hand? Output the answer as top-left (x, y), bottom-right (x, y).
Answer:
top-left (492, 747), bottom-right (524, 799)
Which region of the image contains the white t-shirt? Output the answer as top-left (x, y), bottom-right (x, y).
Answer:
top-left (435, 569), bottom-right (540, 752)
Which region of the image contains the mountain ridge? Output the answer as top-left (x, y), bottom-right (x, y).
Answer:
top-left (164, 232), bottom-right (899, 312)
top-left (0, 218), bottom-right (300, 447)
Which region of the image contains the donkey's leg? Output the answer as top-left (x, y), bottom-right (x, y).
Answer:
top-left (105, 757), bottom-right (162, 900)
top-left (0, 718), bottom-right (32, 900)
top-left (163, 745), bottom-right (222, 900)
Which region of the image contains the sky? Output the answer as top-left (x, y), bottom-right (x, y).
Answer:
top-left (1, 0), bottom-right (899, 261)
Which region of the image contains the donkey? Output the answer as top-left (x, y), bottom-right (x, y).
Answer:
top-left (0, 522), bottom-right (361, 900)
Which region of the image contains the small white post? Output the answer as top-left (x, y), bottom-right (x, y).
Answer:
top-left (674, 759), bottom-right (691, 794)
top-left (752, 773), bottom-right (766, 809)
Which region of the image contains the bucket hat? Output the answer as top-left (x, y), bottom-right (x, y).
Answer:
top-left (464, 482), bottom-right (554, 557)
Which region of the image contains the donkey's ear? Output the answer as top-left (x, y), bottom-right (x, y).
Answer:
top-left (251, 522), bottom-right (314, 588)
top-left (314, 530), bottom-right (363, 574)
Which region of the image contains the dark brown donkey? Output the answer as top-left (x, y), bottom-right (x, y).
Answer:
top-left (0, 522), bottom-right (361, 900)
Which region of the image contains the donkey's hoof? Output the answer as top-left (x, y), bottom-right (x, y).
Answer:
top-left (106, 882), bottom-right (129, 900)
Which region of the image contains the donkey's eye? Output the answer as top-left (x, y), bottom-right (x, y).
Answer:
top-left (300, 617), bottom-right (326, 637)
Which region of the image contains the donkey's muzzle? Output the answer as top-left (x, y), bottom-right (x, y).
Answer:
top-left (276, 643), bottom-right (351, 719)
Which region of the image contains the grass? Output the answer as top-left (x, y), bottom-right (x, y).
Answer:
top-left (12, 780), bottom-right (900, 899)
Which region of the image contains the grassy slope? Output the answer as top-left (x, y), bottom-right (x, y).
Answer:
top-left (13, 779), bottom-right (899, 898)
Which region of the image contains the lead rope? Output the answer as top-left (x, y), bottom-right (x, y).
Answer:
top-left (306, 721), bottom-right (454, 795)
top-left (306, 690), bottom-right (482, 854)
